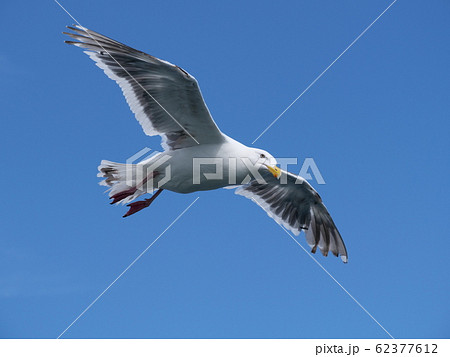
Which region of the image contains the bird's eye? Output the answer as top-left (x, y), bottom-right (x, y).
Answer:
top-left (260, 153), bottom-right (266, 158)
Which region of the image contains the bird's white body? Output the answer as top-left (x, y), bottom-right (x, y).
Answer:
top-left (138, 136), bottom-right (274, 193)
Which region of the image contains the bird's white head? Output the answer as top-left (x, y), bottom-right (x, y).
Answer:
top-left (250, 148), bottom-right (281, 179)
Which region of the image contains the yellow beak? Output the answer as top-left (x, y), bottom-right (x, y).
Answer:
top-left (265, 164), bottom-right (281, 179)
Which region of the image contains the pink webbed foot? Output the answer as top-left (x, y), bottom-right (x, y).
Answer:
top-left (123, 189), bottom-right (163, 218)
top-left (123, 199), bottom-right (152, 217)
top-left (110, 187), bottom-right (137, 204)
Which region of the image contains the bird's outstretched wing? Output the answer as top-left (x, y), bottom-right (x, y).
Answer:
top-left (64, 25), bottom-right (225, 150)
top-left (235, 169), bottom-right (348, 263)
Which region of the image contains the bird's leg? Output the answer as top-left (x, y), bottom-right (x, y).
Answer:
top-left (110, 170), bottom-right (159, 205)
top-left (123, 188), bottom-right (164, 218)
top-left (110, 187), bottom-right (139, 204)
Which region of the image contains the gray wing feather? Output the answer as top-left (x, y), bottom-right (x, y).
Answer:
top-left (64, 25), bottom-right (224, 150)
top-left (236, 169), bottom-right (348, 263)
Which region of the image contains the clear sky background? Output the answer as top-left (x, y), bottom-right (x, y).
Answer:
top-left (1, 0), bottom-right (449, 339)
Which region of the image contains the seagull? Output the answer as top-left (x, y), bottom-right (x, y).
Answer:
top-left (64, 25), bottom-right (348, 263)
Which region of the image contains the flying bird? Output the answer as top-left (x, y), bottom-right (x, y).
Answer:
top-left (64, 25), bottom-right (348, 263)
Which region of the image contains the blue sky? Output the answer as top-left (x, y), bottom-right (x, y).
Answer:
top-left (1, 0), bottom-right (449, 338)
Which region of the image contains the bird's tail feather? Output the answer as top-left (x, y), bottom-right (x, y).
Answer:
top-left (97, 160), bottom-right (146, 204)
